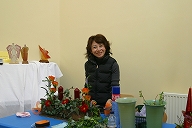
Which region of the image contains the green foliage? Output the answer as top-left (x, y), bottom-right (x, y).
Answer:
top-left (139, 91), bottom-right (165, 105)
top-left (65, 116), bottom-right (108, 128)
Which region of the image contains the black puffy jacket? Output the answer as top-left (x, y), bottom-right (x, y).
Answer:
top-left (84, 55), bottom-right (120, 106)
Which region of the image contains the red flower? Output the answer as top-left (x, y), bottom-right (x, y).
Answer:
top-left (45, 100), bottom-right (51, 107)
top-left (62, 99), bottom-right (70, 104)
top-left (79, 104), bottom-right (89, 113)
top-left (182, 111), bottom-right (192, 124)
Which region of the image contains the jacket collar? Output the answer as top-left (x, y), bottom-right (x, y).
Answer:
top-left (88, 54), bottom-right (109, 65)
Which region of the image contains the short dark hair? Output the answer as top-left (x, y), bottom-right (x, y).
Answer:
top-left (85, 34), bottom-right (112, 58)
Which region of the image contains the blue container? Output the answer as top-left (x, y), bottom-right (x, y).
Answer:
top-left (112, 86), bottom-right (120, 94)
top-left (112, 86), bottom-right (120, 101)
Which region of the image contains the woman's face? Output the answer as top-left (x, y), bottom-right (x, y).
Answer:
top-left (91, 41), bottom-right (106, 58)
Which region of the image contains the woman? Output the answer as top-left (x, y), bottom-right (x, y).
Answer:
top-left (84, 34), bottom-right (120, 111)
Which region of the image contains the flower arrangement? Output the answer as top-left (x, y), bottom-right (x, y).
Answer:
top-left (175, 87), bottom-right (192, 128)
top-left (139, 91), bottom-right (165, 105)
top-left (40, 75), bottom-right (101, 121)
top-left (175, 111), bottom-right (192, 128)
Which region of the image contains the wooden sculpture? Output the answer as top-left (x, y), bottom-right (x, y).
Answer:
top-left (39, 45), bottom-right (50, 63)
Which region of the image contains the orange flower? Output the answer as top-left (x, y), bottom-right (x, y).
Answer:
top-left (84, 95), bottom-right (91, 101)
top-left (49, 75), bottom-right (55, 81)
top-left (52, 81), bottom-right (58, 87)
top-left (82, 88), bottom-right (89, 94)
top-left (50, 88), bottom-right (56, 93)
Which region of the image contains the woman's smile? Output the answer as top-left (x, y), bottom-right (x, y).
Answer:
top-left (91, 41), bottom-right (106, 58)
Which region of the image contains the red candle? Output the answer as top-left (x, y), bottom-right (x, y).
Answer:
top-left (58, 86), bottom-right (63, 93)
top-left (184, 87), bottom-right (192, 128)
top-left (74, 88), bottom-right (80, 99)
top-left (58, 86), bottom-right (63, 100)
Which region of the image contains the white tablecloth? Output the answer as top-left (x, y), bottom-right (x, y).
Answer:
top-left (0, 61), bottom-right (63, 118)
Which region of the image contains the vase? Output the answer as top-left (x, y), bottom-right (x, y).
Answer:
top-left (145, 100), bottom-right (166, 128)
top-left (116, 97), bottom-right (137, 128)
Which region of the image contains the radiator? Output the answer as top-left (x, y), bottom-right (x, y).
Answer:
top-left (163, 92), bottom-right (188, 124)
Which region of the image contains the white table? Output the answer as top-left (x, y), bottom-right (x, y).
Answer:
top-left (0, 61), bottom-right (63, 118)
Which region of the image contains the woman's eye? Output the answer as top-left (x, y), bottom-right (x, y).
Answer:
top-left (100, 44), bottom-right (104, 47)
top-left (92, 46), bottom-right (97, 49)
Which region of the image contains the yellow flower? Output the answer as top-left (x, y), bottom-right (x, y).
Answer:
top-left (91, 100), bottom-right (97, 106)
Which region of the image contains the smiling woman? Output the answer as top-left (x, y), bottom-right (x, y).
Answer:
top-left (91, 41), bottom-right (106, 58)
top-left (84, 34), bottom-right (120, 112)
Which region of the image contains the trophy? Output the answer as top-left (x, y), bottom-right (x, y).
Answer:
top-left (39, 45), bottom-right (50, 63)
top-left (6, 43), bottom-right (21, 64)
top-left (21, 44), bottom-right (29, 64)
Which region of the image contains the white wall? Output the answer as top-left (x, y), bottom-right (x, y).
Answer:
top-left (0, 0), bottom-right (60, 65)
top-left (60, 1), bottom-right (192, 104)
top-left (0, 1), bottom-right (192, 105)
